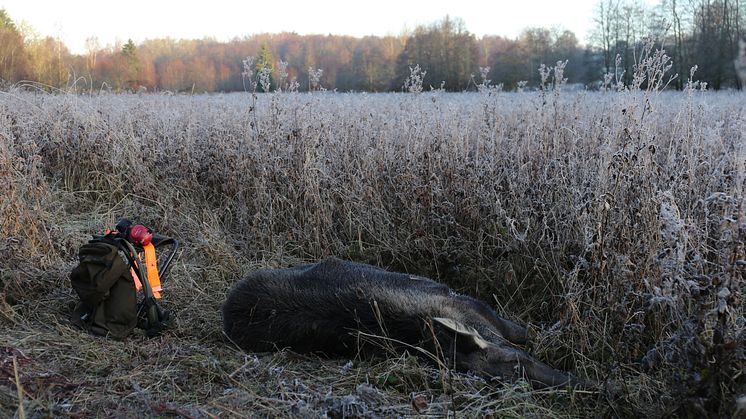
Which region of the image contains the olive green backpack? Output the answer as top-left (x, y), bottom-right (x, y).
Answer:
top-left (69, 222), bottom-right (177, 339)
top-left (70, 238), bottom-right (138, 339)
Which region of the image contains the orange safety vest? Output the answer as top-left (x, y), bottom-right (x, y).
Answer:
top-left (130, 243), bottom-right (163, 299)
top-left (103, 229), bottom-right (163, 299)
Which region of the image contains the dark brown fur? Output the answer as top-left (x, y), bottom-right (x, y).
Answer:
top-left (223, 257), bottom-right (586, 388)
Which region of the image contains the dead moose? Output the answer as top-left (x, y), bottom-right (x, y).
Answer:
top-left (222, 257), bottom-right (587, 388)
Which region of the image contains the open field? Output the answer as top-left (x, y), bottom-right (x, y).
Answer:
top-left (0, 83), bottom-right (744, 417)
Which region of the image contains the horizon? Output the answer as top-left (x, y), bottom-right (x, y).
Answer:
top-left (1, 0), bottom-right (605, 54)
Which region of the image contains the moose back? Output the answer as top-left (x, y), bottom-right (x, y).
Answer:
top-left (222, 257), bottom-right (585, 388)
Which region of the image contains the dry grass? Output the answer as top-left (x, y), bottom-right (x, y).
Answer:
top-left (0, 71), bottom-right (744, 417)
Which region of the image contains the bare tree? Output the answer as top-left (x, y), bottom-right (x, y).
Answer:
top-left (736, 38), bottom-right (746, 87)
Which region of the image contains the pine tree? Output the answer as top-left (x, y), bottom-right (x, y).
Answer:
top-left (120, 39), bottom-right (141, 90)
top-left (255, 44), bottom-right (275, 92)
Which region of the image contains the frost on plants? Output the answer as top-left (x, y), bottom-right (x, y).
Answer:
top-left (0, 80), bottom-right (743, 418)
top-left (403, 64), bottom-right (426, 93)
top-left (308, 67), bottom-right (324, 92)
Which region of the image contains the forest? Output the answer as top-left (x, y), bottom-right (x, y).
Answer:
top-left (1, 0), bottom-right (745, 92)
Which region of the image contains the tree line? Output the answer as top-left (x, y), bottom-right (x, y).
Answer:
top-left (0, 3), bottom-right (744, 93)
top-left (592, 0), bottom-right (746, 90)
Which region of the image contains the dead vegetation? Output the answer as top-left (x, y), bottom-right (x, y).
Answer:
top-left (0, 66), bottom-right (744, 417)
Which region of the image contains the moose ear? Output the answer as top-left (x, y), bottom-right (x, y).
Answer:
top-left (433, 317), bottom-right (490, 349)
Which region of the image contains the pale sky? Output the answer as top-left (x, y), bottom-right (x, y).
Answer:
top-left (1, 0), bottom-right (603, 54)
